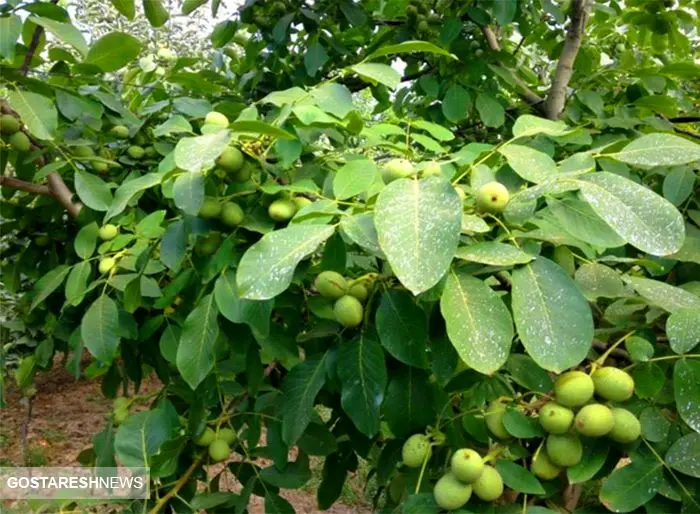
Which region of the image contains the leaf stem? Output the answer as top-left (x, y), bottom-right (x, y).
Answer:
top-left (642, 438), bottom-right (700, 509)
top-left (624, 354), bottom-right (700, 370)
top-left (593, 330), bottom-right (635, 369)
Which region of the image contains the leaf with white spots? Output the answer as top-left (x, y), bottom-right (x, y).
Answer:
top-left (674, 359), bottom-right (700, 433)
top-left (549, 197), bottom-right (626, 249)
top-left (332, 158), bottom-right (379, 200)
top-left (574, 263), bottom-right (628, 300)
top-left (174, 130), bottom-right (231, 172)
top-left (375, 177), bottom-right (461, 295)
top-left (667, 309), bottom-right (700, 354)
top-left (173, 171), bottom-right (205, 215)
top-left (339, 213), bottom-right (384, 257)
top-left (237, 225), bottom-right (335, 299)
top-left (455, 242), bottom-right (534, 266)
top-left (610, 133), bottom-right (700, 167)
top-left (577, 172), bottom-right (685, 256)
top-left (461, 214), bottom-right (490, 234)
top-left (623, 276), bottom-right (700, 313)
top-left (599, 459), bottom-right (663, 513)
top-left (511, 257), bottom-right (594, 373)
top-left (498, 144), bottom-right (558, 183)
top-left (512, 115), bottom-right (569, 138)
top-left (665, 433), bottom-right (700, 478)
top-left (440, 269), bottom-right (513, 375)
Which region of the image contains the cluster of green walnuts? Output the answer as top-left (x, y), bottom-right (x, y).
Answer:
top-left (313, 271), bottom-right (373, 328)
top-left (193, 424), bottom-right (237, 463)
top-left (1, 113), bottom-right (32, 153)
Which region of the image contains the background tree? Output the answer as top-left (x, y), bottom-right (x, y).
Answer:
top-left (0, 0), bottom-right (699, 513)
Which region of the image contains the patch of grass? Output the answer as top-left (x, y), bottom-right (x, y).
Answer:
top-left (41, 428), bottom-right (67, 444)
top-left (25, 444), bottom-right (49, 466)
top-left (301, 455), bottom-right (375, 509)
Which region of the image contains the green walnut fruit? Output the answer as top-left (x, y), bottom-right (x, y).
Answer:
top-left (531, 451), bottom-right (561, 480)
top-left (127, 145), bottom-right (145, 160)
top-left (539, 402), bottom-right (574, 434)
top-left (232, 162), bottom-right (253, 183)
top-left (334, 295), bottom-right (364, 328)
top-left (381, 158), bottom-right (414, 183)
top-left (98, 257), bottom-right (117, 274)
top-left (220, 202), bottom-right (244, 227)
top-left (208, 439), bottom-right (230, 462)
top-left (9, 132), bottom-right (31, 153)
top-left (93, 161), bottom-right (109, 173)
top-left (433, 472), bottom-right (472, 511)
top-left (471, 465), bottom-right (503, 502)
top-left (195, 233), bottom-right (222, 257)
top-left (113, 397), bottom-right (130, 411)
top-left (546, 433), bottom-right (583, 467)
top-left (293, 196), bottom-right (313, 210)
top-left (199, 197), bottom-right (222, 219)
top-left (0, 114), bottom-right (20, 135)
top-left (35, 235), bottom-right (50, 247)
top-left (110, 125), bottom-right (129, 139)
top-left (421, 161), bottom-right (442, 178)
top-left (608, 408), bottom-right (641, 443)
top-left (450, 448), bottom-right (484, 483)
top-left (268, 198), bottom-right (297, 222)
top-left (144, 146), bottom-right (158, 158)
top-left (132, 132), bottom-right (147, 145)
top-left (98, 224), bottom-right (119, 241)
top-left (475, 181), bottom-right (510, 213)
top-left (485, 400), bottom-right (510, 439)
top-left (591, 367), bottom-right (635, 402)
top-left (575, 403), bottom-right (615, 437)
top-left (554, 370), bottom-right (595, 407)
top-left (217, 427), bottom-right (237, 445)
top-left (217, 147), bottom-right (244, 172)
top-left (72, 145), bottom-right (94, 158)
top-left (205, 111), bottom-right (229, 127)
top-left (194, 427), bottom-right (216, 446)
top-left (113, 408), bottom-right (129, 425)
top-left (402, 433), bottom-right (432, 468)
top-left (348, 283), bottom-right (369, 302)
top-left (315, 271), bottom-right (348, 299)
top-left (388, 474), bottom-right (407, 503)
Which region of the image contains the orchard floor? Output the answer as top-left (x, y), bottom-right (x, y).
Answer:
top-left (0, 360), bottom-right (369, 513)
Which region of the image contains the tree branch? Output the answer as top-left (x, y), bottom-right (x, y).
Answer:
top-left (47, 173), bottom-right (82, 217)
top-left (20, 0), bottom-right (59, 75)
top-left (0, 176), bottom-right (51, 196)
top-left (660, 115), bottom-right (700, 140)
top-left (543, 0), bottom-right (593, 120)
top-left (668, 116), bottom-right (700, 123)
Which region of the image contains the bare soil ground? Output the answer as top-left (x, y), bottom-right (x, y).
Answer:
top-left (0, 360), bottom-right (370, 513)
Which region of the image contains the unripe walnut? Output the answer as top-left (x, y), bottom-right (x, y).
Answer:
top-left (433, 472), bottom-right (472, 510)
top-left (539, 402), bottom-right (574, 434)
top-left (591, 367), bottom-right (635, 402)
top-left (450, 448), bottom-right (484, 483)
top-left (608, 408), bottom-right (641, 443)
top-left (471, 465), bottom-right (503, 501)
top-left (546, 433), bottom-right (583, 467)
top-left (485, 400), bottom-right (510, 439)
top-left (575, 403), bottom-right (615, 437)
top-left (401, 433), bottom-right (431, 468)
top-left (554, 370), bottom-right (595, 407)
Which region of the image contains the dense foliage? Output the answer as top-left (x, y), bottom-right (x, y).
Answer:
top-left (1, 0), bottom-right (700, 513)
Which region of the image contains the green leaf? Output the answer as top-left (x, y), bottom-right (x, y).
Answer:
top-left (176, 294), bottom-right (219, 390)
top-left (337, 331), bottom-right (387, 437)
top-left (74, 169), bottom-right (113, 211)
top-left (574, 263), bottom-right (627, 300)
top-left (340, 213), bottom-right (384, 257)
top-left (55, 91), bottom-right (104, 125)
top-left (667, 308), bottom-right (700, 354)
top-left (578, 172), bottom-right (685, 256)
top-left (105, 171), bottom-right (165, 221)
top-left (476, 93), bottom-right (505, 128)
top-left (310, 83), bottom-right (354, 118)
top-left (210, 20), bottom-right (234, 48)
top-left (662, 168), bottom-right (695, 206)
top-left (264, 493), bottom-right (295, 513)
top-left (665, 433), bottom-right (700, 478)
top-left (65, 261), bottom-right (91, 306)
top-left (505, 354), bottom-right (554, 393)
top-left (503, 408), bottom-right (545, 438)
top-left (599, 459), bottom-right (663, 513)
top-left (375, 177), bottom-right (461, 295)
top-left (159, 324), bottom-right (179, 365)
top-left (30, 265), bottom-right (70, 311)
top-left (411, 120), bottom-right (454, 141)
top-left (511, 257), bottom-right (594, 373)
top-left (548, 197), bottom-right (626, 249)
top-left (333, 158), bottom-right (379, 200)
top-left (7, 90), bottom-right (57, 140)
top-left (567, 439), bottom-right (609, 484)
top-left (86, 32), bottom-right (141, 72)
top-left (174, 130), bottom-right (230, 173)
top-left (143, 0), bottom-right (170, 27)
top-left (625, 336), bottom-right (654, 362)
top-left (229, 120), bottom-right (295, 140)
top-left (441, 269), bottom-right (513, 375)
top-left (81, 295), bottom-right (120, 363)
top-left (281, 352), bottom-right (329, 445)
top-left (0, 15), bottom-right (22, 63)
top-left (623, 276), bottom-right (700, 313)
top-left (366, 40), bottom-right (457, 61)
top-left (674, 359), bottom-right (700, 432)
top-left (237, 225), bottom-right (335, 300)
top-left (632, 363), bottom-right (665, 399)
top-left (383, 368), bottom-right (435, 438)
top-left (135, 211), bottom-right (166, 239)
top-left (304, 41), bottom-right (329, 77)
top-left (261, 454), bottom-right (312, 489)
top-left (350, 63), bottom-right (402, 89)
top-left (160, 220), bottom-right (186, 270)
top-left (640, 406), bottom-right (670, 442)
top-left (610, 133), bottom-right (700, 167)
top-left (173, 171), bottom-right (205, 215)
top-left (441, 84), bottom-right (470, 123)
top-left (31, 16), bottom-right (88, 56)
top-left (499, 144), bottom-right (558, 183)
top-left (214, 270), bottom-right (273, 339)
top-left (402, 493), bottom-right (439, 514)
top-left (153, 115), bottom-right (192, 137)
top-left (512, 115), bottom-right (569, 138)
top-left (108, 0), bottom-right (136, 19)
top-left (114, 403), bottom-right (178, 468)
top-left (376, 290), bottom-right (429, 368)
top-left (495, 460), bottom-right (545, 494)
top-left (74, 222), bottom-right (99, 260)
top-left (455, 242), bottom-right (534, 266)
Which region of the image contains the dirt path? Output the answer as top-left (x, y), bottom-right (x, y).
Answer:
top-left (0, 361), bottom-right (368, 513)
